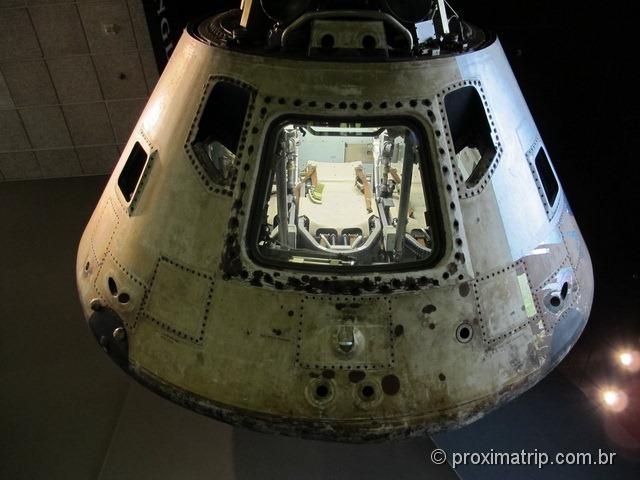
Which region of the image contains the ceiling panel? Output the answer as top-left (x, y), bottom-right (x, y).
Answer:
top-left (36, 148), bottom-right (83, 178)
top-left (0, 1), bottom-right (26, 8)
top-left (78, 1), bottom-right (138, 53)
top-left (140, 49), bottom-right (159, 91)
top-left (0, 109), bottom-right (30, 151)
top-left (93, 52), bottom-right (147, 100)
top-left (30, 4), bottom-right (89, 56)
top-left (0, 151), bottom-right (41, 180)
top-left (19, 105), bottom-right (72, 149)
top-left (127, 0), bottom-right (153, 51)
top-left (63, 102), bottom-right (115, 145)
top-left (0, 0), bottom-right (158, 181)
top-left (0, 7), bottom-right (42, 60)
top-left (106, 98), bottom-right (145, 145)
top-left (0, 69), bottom-right (14, 108)
top-left (47, 56), bottom-right (103, 103)
top-left (0, 60), bottom-right (57, 106)
top-left (76, 144), bottom-right (121, 175)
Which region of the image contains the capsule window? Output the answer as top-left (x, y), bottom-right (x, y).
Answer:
top-left (118, 142), bottom-right (149, 202)
top-left (191, 81), bottom-right (251, 185)
top-left (248, 118), bottom-right (442, 272)
top-left (534, 147), bottom-right (559, 207)
top-left (444, 86), bottom-right (497, 186)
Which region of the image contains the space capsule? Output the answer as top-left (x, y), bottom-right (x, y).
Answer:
top-left (77, 0), bottom-right (594, 441)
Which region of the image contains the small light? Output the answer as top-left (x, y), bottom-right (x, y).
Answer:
top-left (603, 390), bottom-right (619, 406)
top-left (600, 388), bottom-right (628, 413)
top-left (616, 350), bottom-right (640, 372)
top-left (620, 352), bottom-right (633, 367)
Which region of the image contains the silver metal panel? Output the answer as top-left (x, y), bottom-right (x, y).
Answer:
top-left (456, 41), bottom-right (553, 260)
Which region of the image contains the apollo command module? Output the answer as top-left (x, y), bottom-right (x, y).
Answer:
top-left (77, 0), bottom-right (594, 442)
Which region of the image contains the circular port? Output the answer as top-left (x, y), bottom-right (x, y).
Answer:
top-left (362, 34), bottom-right (377, 50)
top-left (353, 380), bottom-right (383, 409)
top-left (315, 384), bottom-right (329, 399)
top-left (118, 292), bottom-right (130, 305)
top-left (360, 384), bottom-right (376, 401)
top-left (362, 385), bottom-right (374, 397)
top-left (456, 323), bottom-right (473, 343)
top-left (321, 34), bottom-right (335, 49)
top-left (306, 378), bottom-right (334, 407)
top-left (550, 296), bottom-right (561, 307)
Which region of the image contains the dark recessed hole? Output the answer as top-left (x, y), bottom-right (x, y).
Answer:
top-left (444, 86), bottom-right (497, 187)
top-left (560, 282), bottom-right (569, 300)
top-left (456, 323), bottom-right (473, 343)
top-left (315, 384), bottom-right (329, 398)
top-left (118, 292), bottom-right (130, 304)
top-left (321, 34), bottom-right (335, 49)
top-left (190, 82), bottom-right (251, 187)
top-left (108, 277), bottom-right (118, 296)
top-left (361, 385), bottom-right (375, 399)
top-left (84, 262), bottom-right (90, 272)
top-left (394, 324), bottom-right (404, 337)
top-left (550, 296), bottom-right (561, 307)
top-left (118, 142), bottom-right (148, 202)
top-left (535, 147), bottom-right (559, 207)
top-left (362, 34), bottom-right (376, 50)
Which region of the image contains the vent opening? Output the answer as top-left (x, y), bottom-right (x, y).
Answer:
top-left (535, 147), bottom-right (559, 207)
top-left (108, 277), bottom-right (118, 296)
top-left (117, 142), bottom-right (148, 202)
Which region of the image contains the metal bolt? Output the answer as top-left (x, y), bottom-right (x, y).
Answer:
top-left (90, 298), bottom-right (102, 311)
top-left (113, 327), bottom-right (126, 342)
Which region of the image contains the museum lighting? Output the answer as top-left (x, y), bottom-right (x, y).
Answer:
top-left (601, 388), bottom-right (628, 412)
top-left (616, 349), bottom-right (640, 372)
top-left (620, 352), bottom-right (633, 367)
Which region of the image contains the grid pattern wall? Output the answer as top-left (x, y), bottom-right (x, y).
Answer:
top-left (0, 0), bottom-right (158, 181)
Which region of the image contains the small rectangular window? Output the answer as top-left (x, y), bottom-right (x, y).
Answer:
top-left (535, 147), bottom-right (559, 207)
top-left (118, 142), bottom-right (149, 202)
top-left (445, 86), bottom-right (497, 187)
top-left (248, 118), bottom-right (441, 271)
top-left (191, 81), bottom-right (251, 185)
